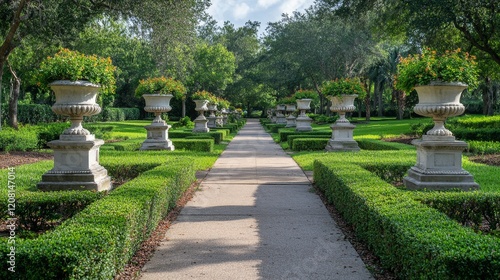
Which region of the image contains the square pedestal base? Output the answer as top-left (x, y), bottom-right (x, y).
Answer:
top-left (207, 116), bottom-right (217, 128)
top-left (141, 123), bottom-right (174, 150)
top-left (37, 137), bottom-right (111, 192)
top-left (326, 123), bottom-right (359, 151)
top-left (403, 137), bottom-right (479, 191)
top-left (295, 116), bottom-right (312, 132)
top-left (193, 118), bottom-right (209, 133)
top-left (276, 116), bottom-right (287, 125)
top-left (286, 116), bottom-right (296, 127)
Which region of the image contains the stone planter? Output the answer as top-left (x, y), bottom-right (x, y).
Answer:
top-left (207, 104), bottom-right (218, 128)
top-left (37, 80), bottom-right (111, 192)
top-left (403, 81), bottom-right (478, 190)
top-left (141, 94), bottom-right (174, 150)
top-left (325, 94), bottom-right (359, 151)
top-left (285, 104), bottom-right (296, 128)
top-left (295, 99), bottom-right (312, 132)
top-left (276, 104), bottom-right (286, 125)
top-left (193, 99), bottom-right (210, 133)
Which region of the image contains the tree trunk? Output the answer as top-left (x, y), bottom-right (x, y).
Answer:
top-left (377, 82), bottom-right (383, 117)
top-left (365, 80), bottom-right (371, 121)
top-left (182, 98), bottom-right (186, 117)
top-left (395, 89), bottom-right (405, 120)
top-left (7, 62), bottom-right (20, 129)
top-left (483, 78), bottom-right (494, 116)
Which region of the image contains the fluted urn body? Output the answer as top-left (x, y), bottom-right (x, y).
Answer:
top-left (143, 94), bottom-right (173, 123)
top-left (328, 94), bottom-right (357, 124)
top-left (50, 80), bottom-right (101, 135)
top-left (413, 81), bottom-right (466, 136)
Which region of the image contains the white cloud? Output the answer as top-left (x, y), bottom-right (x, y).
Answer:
top-left (279, 0), bottom-right (311, 15)
top-left (257, 0), bottom-right (281, 9)
top-left (233, 3), bottom-right (251, 20)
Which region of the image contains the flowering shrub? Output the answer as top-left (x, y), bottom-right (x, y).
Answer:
top-left (322, 78), bottom-right (365, 97)
top-left (135, 77), bottom-right (186, 98)
top-left (192, 90), bottom-right (217, 103)
top-left (396, 48), bottom-right (479, 93)
top-left (294, 89), bottom-right (318, 100)
top-left (37, 48), bottom-right (116, 96)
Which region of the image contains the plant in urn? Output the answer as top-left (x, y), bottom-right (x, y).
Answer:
top-left (396, 48), bottom-right (479, 190)
top-left (35, 48), bottom-right (115, 191)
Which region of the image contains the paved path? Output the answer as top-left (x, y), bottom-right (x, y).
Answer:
top-left (141, 119), bottom-right (373, 280)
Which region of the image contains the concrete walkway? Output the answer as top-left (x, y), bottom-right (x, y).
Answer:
top-left (141, 119), bottom-right (373, 280)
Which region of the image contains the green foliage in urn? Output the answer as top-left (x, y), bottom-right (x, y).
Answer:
top-left (294, 89), bottom-right (318, 100)
top-left (192, 90), bottom-right (217, 103)
top-left (279, 96), bottom-right (296, 104)
top-left (36, 48), bottom-right (116, 96)
top-left (217, 97), bottom-right (230, 109)
top-left (396, 48), bottom-right (479, 93)
top-left (322, 78), bottom-right (366, 97)
top-left (135, 76), bottom-right (186, 99)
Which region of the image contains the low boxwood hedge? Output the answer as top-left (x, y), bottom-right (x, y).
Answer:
top-left (313, 151), bottom-right (500, 279)
top-left (287, 134), bottom-right (331, 147)
top-left (292, 138), bottom-right (329, 151)
top-left (357, 139), bottom-right (414, 151)
top-left (279, 130), bottom-right (331, 142)
top-left (172, 139), bottom-right (214, 152)
top-left (0, 157), bottom-right (195, 279)
top-left (170, 131), bottom-right (223, 144)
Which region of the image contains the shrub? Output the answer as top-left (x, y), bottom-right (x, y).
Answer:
top-left (357, 139), bottom-right (411, 151)
top-left (279, 130), bottom-right (332, 142)
top-left (172, 116), bottom-right (194, 129)
top-left (135, 77), bottom-right (186, 100)
top-left (172, 139), bottom-right (214, 152)
top-left (313, 152), bottom-right (500, 279)
top-left (287, 134), bottom-right (331, 147)
top-left (292, 138), bottom-right (329, 151)
top-left (37, 122), bottom-right (68, 148)
top-left (467, 141), bottom-right (500, 155)
top-left (0, 126), bottom-right (39, 151)
top-left (0, 159), bottom-right (195, 279)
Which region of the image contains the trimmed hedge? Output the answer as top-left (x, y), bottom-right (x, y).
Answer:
top-left (292, 138), bottom-right (329, 151)
top-left (0, 126), bottom-right (39, 151)
top-left (1, 104), bottom-right (57, 125)
top-left (279, 130), bottom-right (332, 142)
top-left (265, 123), bottom-right (286, 133)
top-left (0, 158), bottom-right (195, 279)
top-left (314, 151), bottom-right (500, 279)
top-left (170, 131), bottom-right (223, 144)
top-left (287, 134), bottom-right (331, 147)
top-left (357, 139), bottom-right (414, 151)
top-left (172, 139), bottom-right (214, 152)
top-left (467, 140), bottom-right (500, 155)
top-left (85, 107), bottom-right (140, 122)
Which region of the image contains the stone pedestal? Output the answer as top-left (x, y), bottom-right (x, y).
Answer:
top-left (403, 136), bottom-right (479, 191)
top-left (296, 99), bottom-right (312, 132)
top-left (38, 134), bottom-right (112, 191)
top-left (207, 116), bottom-right (217, 128)
top-left (295, 115), bottom-right (312, 132)
top-left (216, 116), bottom-right (224, 127)
top-left (325, 121), bottom-right (360, 151)
top-left (141, 123), bottom-right (174, 150)
top-left (326, 95), bottom-right (359, 152)
top-left (285, 115), bottom-right (296, 127)
top-left (193, 115), bottom-right (209, 133)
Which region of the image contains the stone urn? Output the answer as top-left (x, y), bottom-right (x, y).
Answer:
top-left (413, 82), bottom-right (466, 136)
top-left (325, 94), bottom-right (359, 151)
top-left (193, 99), bottom-right (210, 132)
top-left (50, 80), bottom-right (102, 136)
top-left (140, 94), bottom-right (174, 150)
top-left (403, 81), bottom-right (478, 191)
top-left (295, 99), bottom-right (312, 132)
top-left (285, 104), bottom-right (296, 128)
top-left (207, 103), bottom-right (218, 128)
top-left (38, 80), bottom-right (111, 192)
top-left (276, 104), bottom-right (287, 125)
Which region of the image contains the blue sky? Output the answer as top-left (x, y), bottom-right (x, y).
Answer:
top-left (207, 0), bottom-right (316, 35)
